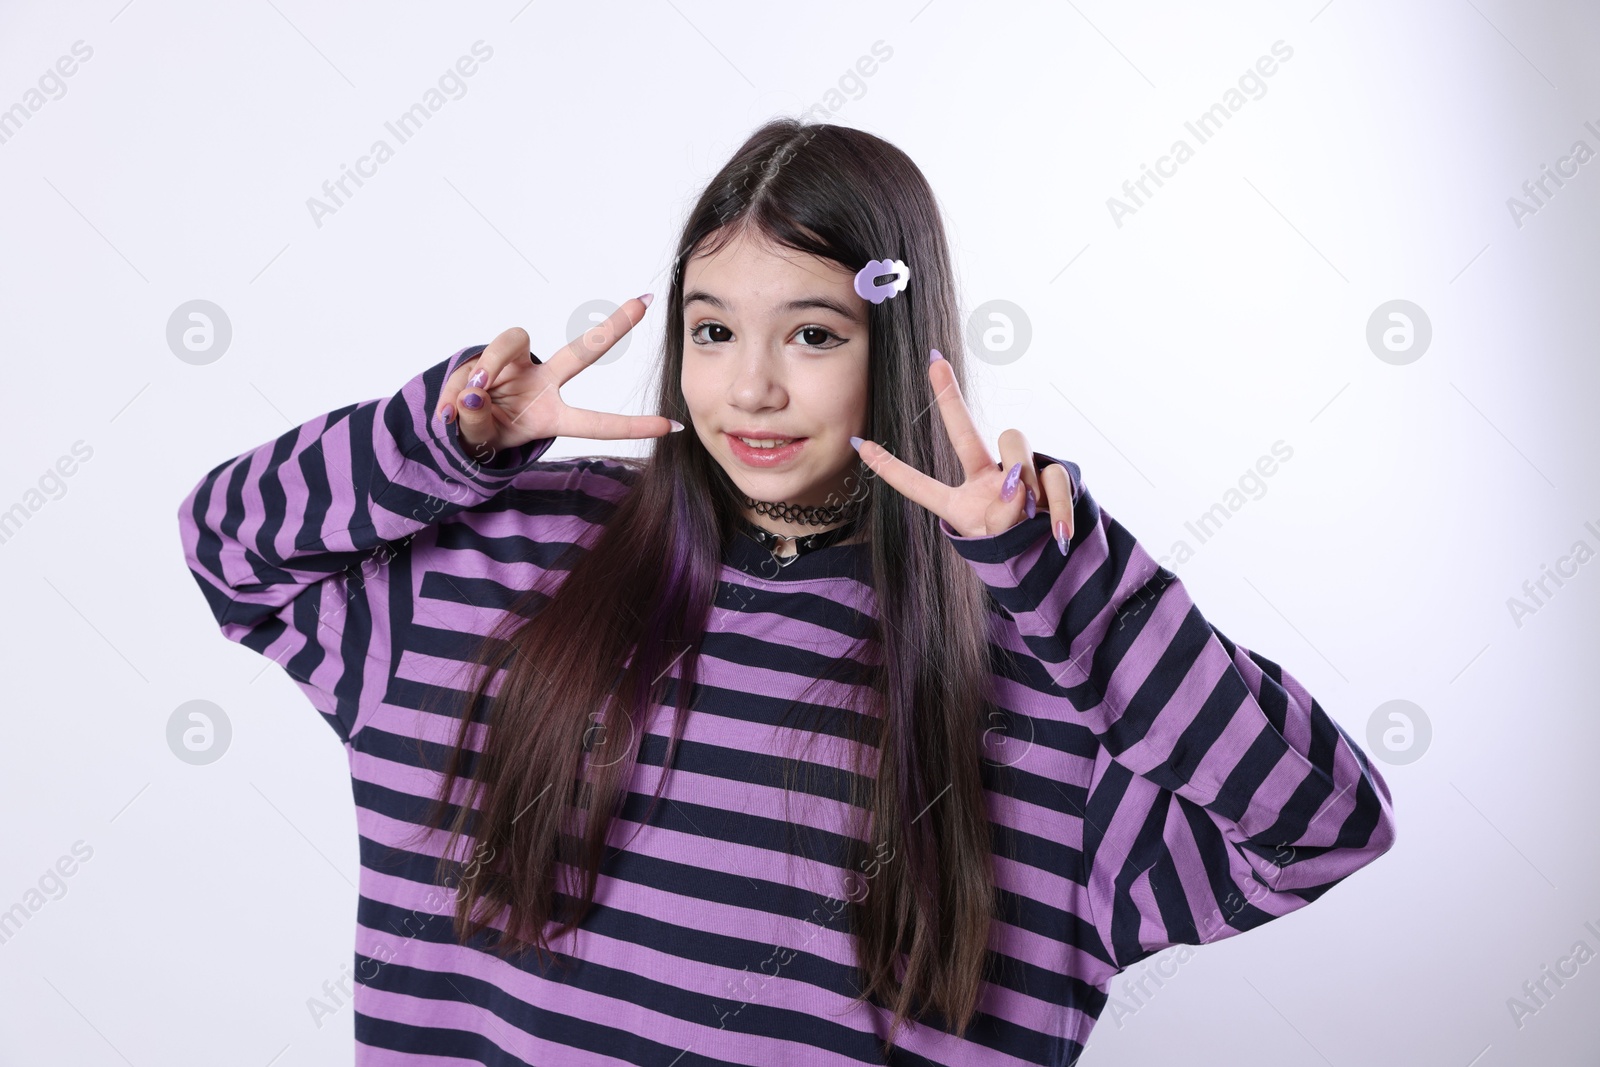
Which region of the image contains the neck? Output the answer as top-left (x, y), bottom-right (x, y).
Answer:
top-left (739, 470), bottom-right (870, 548)
top-left (740, 506), bottom-right (852, 542)
top-left (738, 497), bottom-right (869, 557)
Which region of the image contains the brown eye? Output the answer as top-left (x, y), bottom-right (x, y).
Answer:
top-left (689, 323), bottom-right (732, 344)
top-left (798, 326), bottom-right (844, 349)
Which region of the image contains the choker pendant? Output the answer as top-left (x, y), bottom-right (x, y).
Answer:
top-left (741, 519), bottom-right (855, 567)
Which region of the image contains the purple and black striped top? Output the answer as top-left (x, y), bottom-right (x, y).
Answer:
top-left (177, 343), bottom-right (1397, 1065)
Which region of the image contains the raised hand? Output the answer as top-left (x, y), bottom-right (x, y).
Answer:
top-left (849, 349), bottom-right (1075, 551)
top-left (437, 295), bottom-right (684, 460)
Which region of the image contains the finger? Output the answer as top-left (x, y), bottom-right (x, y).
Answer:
top-left (454, 375), bottom-right (503, 461)
top-left (927, 351), bottom-right (995, 479)
top-left (556, 403), bottom-right (681, 442)
top-left (467, 326), bottom-right (535, 396)
top-left (852, 437), bottom-right (960, 525)
top-left (994, 428), bottom-right (1038, 520)
top-left (438, 348), bottom-right (491, 423)
top-left (1040, 462), bottom-right (1075, 552)
top-left (542, 294), bottom-right (652, 388)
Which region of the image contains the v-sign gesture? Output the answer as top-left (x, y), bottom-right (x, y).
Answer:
top-left (850, 349), bottom-right (1076, 553)
top-left (437, 295), bottom-right (685, 463)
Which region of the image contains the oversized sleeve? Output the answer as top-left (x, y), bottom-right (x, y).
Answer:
top-left (175, 343), bottom-right (556, 744)
top-left (941, 452), bottom-right (1397, 973)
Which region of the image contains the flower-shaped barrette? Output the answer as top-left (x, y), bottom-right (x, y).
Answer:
top-left (854, 258), bottom-right (910, 304)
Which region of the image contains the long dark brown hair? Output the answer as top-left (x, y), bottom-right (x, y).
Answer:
top-left (408, 118), bottom-right (1011, 1050)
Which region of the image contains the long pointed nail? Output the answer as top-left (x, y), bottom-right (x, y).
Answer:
top-left (1024, 486), bottom-right (1036, 519)
top-left (639, 292), bottom-right (655, 308)
top-left (930, 348), bottom-right (944, 363)
top-left (1000, 462), bottom-right (1022, 502)
top-left (467, 367), bottom-right (488, 389)
top-left (1055, 520), bottom-right (1069, 555)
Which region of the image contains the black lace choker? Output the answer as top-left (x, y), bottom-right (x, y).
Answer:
top-left (739, 489), bottom-right (870, 566)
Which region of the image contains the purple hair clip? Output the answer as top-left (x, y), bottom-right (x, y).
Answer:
top-left (854, 258), bottom-right (910, 304)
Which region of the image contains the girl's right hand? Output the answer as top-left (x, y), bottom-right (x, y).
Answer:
top-left (437, 294), bottom-right (684, 461)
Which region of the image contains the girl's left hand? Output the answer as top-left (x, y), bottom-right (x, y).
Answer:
top-left (850, 349), bottom-right (1076, 548)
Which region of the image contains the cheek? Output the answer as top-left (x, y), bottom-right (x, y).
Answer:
top-left (679, 369), bottom-right (718, 449)
top-left (834, 381), bottom-right (870, 434)
top-left (839, 357), bottom-right (870, 430)
top-left (679, 366), bottom-right (709, 416)
top-left (802, 367), bottom-right (868, 425)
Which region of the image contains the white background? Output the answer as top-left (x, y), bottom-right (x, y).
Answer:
top-left (2, 1), bottom-right (1597, 1064)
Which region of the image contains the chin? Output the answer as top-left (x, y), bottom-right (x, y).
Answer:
top-left (735, 469), bottom-right (808, 494)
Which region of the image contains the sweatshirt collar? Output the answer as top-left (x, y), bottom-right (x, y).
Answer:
top-left (723, 524), bottom-right (871, 583)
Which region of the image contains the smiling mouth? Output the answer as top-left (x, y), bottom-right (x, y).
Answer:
top-left (724, 433), bottom-right (809, 465)
top-left (731, 435), bottom-right (802, 448)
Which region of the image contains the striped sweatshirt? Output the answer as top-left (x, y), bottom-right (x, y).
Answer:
top-left (177, 343), bottom-right (1397, 1066)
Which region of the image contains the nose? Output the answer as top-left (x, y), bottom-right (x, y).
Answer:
top-left (727, 340), bottom-right (788, 411)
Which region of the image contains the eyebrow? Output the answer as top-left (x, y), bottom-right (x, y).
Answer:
top-left (682, 289), bottom-right (862, 323)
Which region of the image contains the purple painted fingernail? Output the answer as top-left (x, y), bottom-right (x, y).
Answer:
top-left (461, 391), bottom-right (483, 410)
top-left (930, 348), bottom-right (944, 363)
top-left (467, 367), bottom-right (488, 390)
top-left (1024, 485), bottom-right (1036, 519)
top-left (1000, 462), bottom-right (1022, 502)
top-left (1055, 520), bottom-right (1069, 556)
top-left (440, 403), bottom-right (455, 423)
top-left (850, 436), bottom-right (864, 450)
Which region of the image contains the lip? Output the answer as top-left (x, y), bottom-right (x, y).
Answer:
top-left (725, 428), bottom-right (803, 439)
top-left (724, 432), bottom-right (807, 467)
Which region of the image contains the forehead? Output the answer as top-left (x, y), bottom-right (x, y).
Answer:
top-left (683, 228), bottom-right (856, 299)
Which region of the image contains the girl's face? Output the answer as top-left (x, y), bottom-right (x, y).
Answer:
top-left (680, 228), bottom-right (871, 528)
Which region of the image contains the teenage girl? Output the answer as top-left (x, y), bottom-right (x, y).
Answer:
top-left (179, 118), bottom-right (1396, 1065)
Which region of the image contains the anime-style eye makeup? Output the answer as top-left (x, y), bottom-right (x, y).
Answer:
top-left (686, 321), bottom-right (849, 350)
